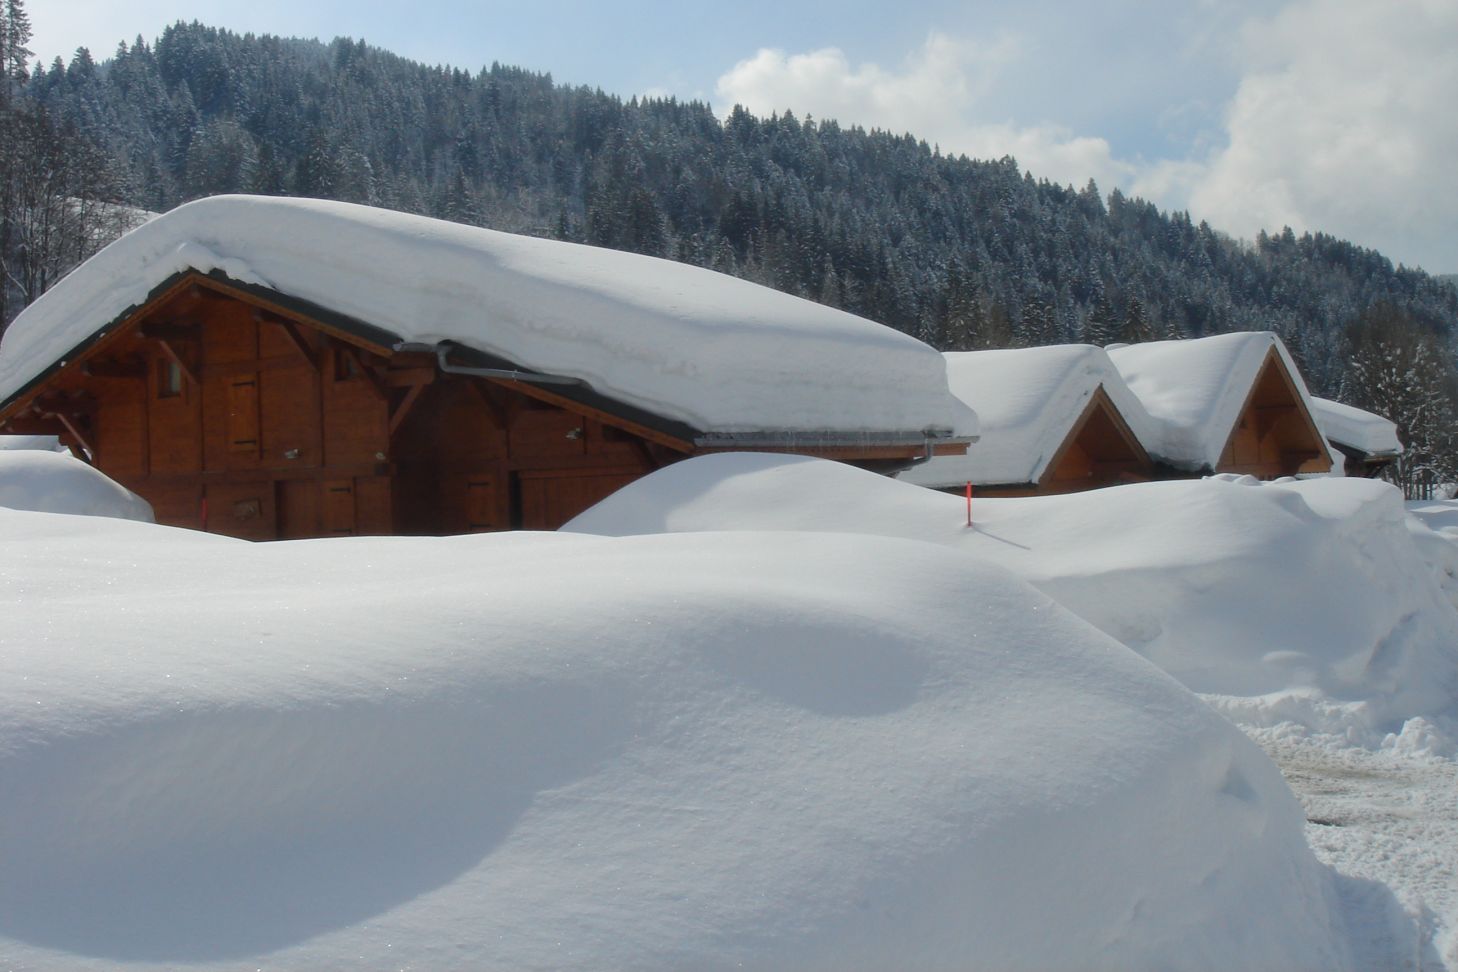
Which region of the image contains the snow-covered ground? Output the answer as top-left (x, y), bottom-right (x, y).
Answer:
top-left (0, 508), bottom-right (1396, 970)
top-left (0, 434), bottom-right (64, 452)
top-left (570, 453), bottom-right (1458, 968)
top-left (3, 451), bottom-right (1456, 968)
top-left (1251, 725), bottom-right (1458, 967)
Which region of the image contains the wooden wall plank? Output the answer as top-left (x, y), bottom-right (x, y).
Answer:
top-left (354, 476), bottom-right (392, 536)
top-left (276, 479), bottom-right (320, 540)
top-left (260, 363), bottom-right (320, 467)
top-left (204, 481), bottom-right (277, 541)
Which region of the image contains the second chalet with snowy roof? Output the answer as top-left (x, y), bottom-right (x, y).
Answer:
top-left (0, 195), bottom-right (977, 539)
top-left (901, 332), bottom-right (1341, 496)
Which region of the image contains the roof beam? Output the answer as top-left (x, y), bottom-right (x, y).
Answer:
top-left (140, 321), bottom-right (200, 343)
top-left (266, 313), bottom-right (320, 373)
top-left (389, 382), bottom-right (427, 436)
top-left (81, 357), bottom-right (147, 380)
top-left (341, 346), bottom-right (390, 403)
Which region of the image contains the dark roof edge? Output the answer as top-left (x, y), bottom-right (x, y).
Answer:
top-left (1327, 438), bottom-right (1402, 463)
top-left (437, 341), bottom-right (703, 444)
top-left (693, 429), bottom-right (975, 449)
top-left (2, 268), bottom-right (408, 417)
top-left (0, 267), bottom-right (707, 447)
top-left (3, 268), bottom-right (960, 456)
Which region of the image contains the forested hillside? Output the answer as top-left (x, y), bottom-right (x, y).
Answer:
top-left (5, 17), bottom-right (1458, 490)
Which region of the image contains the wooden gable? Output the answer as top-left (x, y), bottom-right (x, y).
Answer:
top-left (0, 273), bottom-right (686, 540)
top-left (970, 385), bottom-right (1153, 498)
top-left (1039, 386), bottom-right (1153, 493)
top-left (1216, 348), bottom-right (1332, 478)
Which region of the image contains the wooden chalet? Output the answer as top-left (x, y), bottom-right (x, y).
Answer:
top-left (1108, 333), bottom-right (1336, 480)
top-left (0, 198), bottom-right (975, 540)
top-left (1310, 397), bottom-right (1403, 478)
top-left (899, 345), bottom-right (1155, 497)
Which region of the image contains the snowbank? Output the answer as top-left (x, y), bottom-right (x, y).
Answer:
top-left (0, 449), bottom-right (153, 521)
top-left (898, 344), bottom-right (1155, 488)
top-left (0, 434), bottom-right (63, 451)
top-left (569, 454), bottom-right (1458, 737)
top-left (0, 509), bottom-right (1385, 969)
top-left (0, 195), bottom-right (976, 439)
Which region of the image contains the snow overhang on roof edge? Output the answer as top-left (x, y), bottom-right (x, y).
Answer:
top-left (0, 196), bottom-right (975, 440)
top-left (2, 268), bottom-right (973, 457)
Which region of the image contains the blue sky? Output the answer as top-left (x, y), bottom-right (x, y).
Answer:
top-left (31, 0), bottom-right (1458, 273)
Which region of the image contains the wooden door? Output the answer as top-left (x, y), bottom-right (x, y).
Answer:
top-left (226, 374), bottom-right (261, 459)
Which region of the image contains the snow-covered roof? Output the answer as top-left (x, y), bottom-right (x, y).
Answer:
top-left (898, 344), bottom-right (1154, 488)
top-left (1311, 397), bottom-right (1403, 457)
top-left (0, 195), bottom-right (977, 441)
top-left (1106, 332), bottom-right (1336, 471)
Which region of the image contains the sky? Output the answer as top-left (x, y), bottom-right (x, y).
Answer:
top-left (28, 0), bottom-right (1458, 274)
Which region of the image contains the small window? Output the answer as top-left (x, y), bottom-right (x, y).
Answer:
top-left (335, 348), bottom-right (364, 381)
top-left (158, 358), bottom-right (183, 398)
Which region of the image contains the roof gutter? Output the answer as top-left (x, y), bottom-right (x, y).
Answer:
top-left (394, 340), bottom-right (586, 386)
top-left (693, 426), bottom-right (975, 460)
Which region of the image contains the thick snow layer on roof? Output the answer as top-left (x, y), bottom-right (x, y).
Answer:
top-left (1107, 331), bottom-right (1336, 470)
top-left (0, 450), bottom-right (152, 521)
top-left (0, 195), bottom-right (976, 438)
top-left (0, 511), bottom-right (1385, 969)
top-left (569, 454), bottom-right (1458, 737)
top-left (1313, 397), bottom-right (1404, 456)
top-left (898, 344), bottom-right (1154, 487)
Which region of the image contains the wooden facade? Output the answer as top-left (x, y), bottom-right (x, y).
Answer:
top-left (0, 272), bottom-right (964, 539)
top-left (1328, 442), bottom-right (1398, 479)
top-left (1215, 347), bottom-right (1331, 478)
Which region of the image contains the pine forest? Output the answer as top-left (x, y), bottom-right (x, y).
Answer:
top-left (3, 14), bottom-right (1458, 492)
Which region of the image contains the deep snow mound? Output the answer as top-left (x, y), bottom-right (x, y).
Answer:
top-left (0, 434), bottom-right (64, 452)
top-left (0, 449), bottom-right (153, 521)
top-left (0, 512), bottom-right (1383, 969)
top-left (568, 454), bottom-right (1458, 737)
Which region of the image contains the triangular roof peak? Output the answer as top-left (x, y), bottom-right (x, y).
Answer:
top-left (900, 344), bottom-right (1153, 489)
top-left (1107, 332), bottom-right (1336, 474)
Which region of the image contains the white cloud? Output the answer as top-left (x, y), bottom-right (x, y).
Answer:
top-left (1174, 0), bottom-right (1458, 270)
top-left (714, 33), bottom-right (1137, 193)
top-left (716, 6), bottom-right (1458, 272)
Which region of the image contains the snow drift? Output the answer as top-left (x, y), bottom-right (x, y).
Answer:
top-left (0, 508), bottom-right (1387, 969)
top-left (568, 454), bottom-right (1458, 738)
top-left (0, 449), bottom-right (153, 521)
top-left (0, 434), bottom-right (63, 452)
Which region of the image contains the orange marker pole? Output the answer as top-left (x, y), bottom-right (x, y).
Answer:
top-left (966, 481), bottom-right (972, 527)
